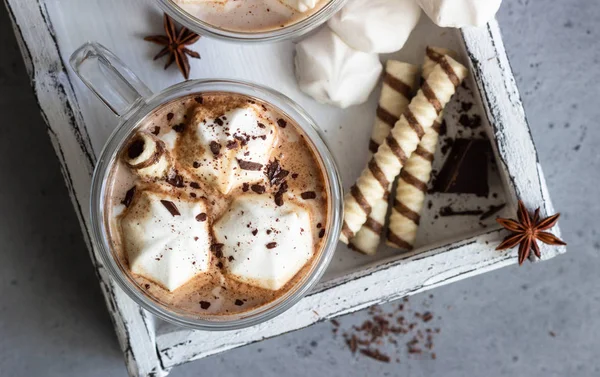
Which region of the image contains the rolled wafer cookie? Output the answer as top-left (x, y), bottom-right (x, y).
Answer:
top-left (348, 61), bottom-right (420, 255)
top-left (340, 53), bottom-right (468, 244)
top-left (387, 47), bottom-right (459, 250)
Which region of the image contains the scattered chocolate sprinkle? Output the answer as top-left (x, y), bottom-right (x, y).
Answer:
top-left (196, 213), bottom-right (207, 222)
top-left (252, 229), bottom-right (258, 236)
top-left (274, 181), bottom-right (288, 206)
top-left (166, 112), bottom-right (174, 121)
top-left (360, 349), bottom-right (390, 363)
top-left (190, 182), bottom-right (200, 189)
top-left (211, 243), bottom-right (224, 258)
top-left (151, 126), bottom-right (160, 135)
top-left (226, 140), bottom-right (238, 149)
top-left (190, 193), bottom-right (197, 198)
top-left (194, 96), bottom-right (203, 104)
top-left (193, 161), bottom-right (200, 168)
top-left (257, 122), bottom-right (266, 129)
top-left (319, 229), bottom-right (326, 238)
top-left (235, 299), bottom-right (244, 306)
top-left (242, 183), bottom-right (250, 192)
top-left (301, 191), bottom-right (317, 200)
top-left (291, 173), bottom-right (299, 179)
top-left (237, 159), bottom-right (263, 171)
top-left (144, 284), bottom-right (150, 289)
top-left (160, 200), bottom-right (180, 216)
top-left (127, 138), bottom-right (145, 159)
top-left (199, 301), bottom-right (211, 309)
top-left (216, 261), bottom-right (223, 269)
top-left (228, 256), bottom-right (235, 262)
top-left (214, 117), bottom-right (224, 126)
top-left (172, 123), bottom-right (186, 133)
top-left (265, 159), bottom-right (289, 186)
top-left (277, 119), bottom-right (287, 128)
top-left (317, 223), bottom-right (322, 228)
top-left (251, 184), bottom-right (265, 194)
top-left (210, 141), bottom-right (221, 156)
top-left (266, 242), bottom-right (278, 249)
top-left (479, 203), bottom-right (506, 221)
top-left (122, 186), bottom-right (136, 207)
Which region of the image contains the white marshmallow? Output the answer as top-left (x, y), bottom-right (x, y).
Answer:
top-left (328, 0), bottom-right (421, 53)
top-left (417, 0), bottom-right (502, 28)
top-left (295, 27), bottom-right (382, 108)
top-left (121, 190), bottom-right (211, 292)
top-left (191, 104), bottom-right (277, 194)
top-left (214, 194), bottom-right (314, 291)
top-left (278, 0), bottom-right (319, 12)
top-left (124, 132), bottom-right (170, 180)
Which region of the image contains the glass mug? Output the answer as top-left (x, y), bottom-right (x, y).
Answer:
top-left (156, 0), bottom-right (348, 42)
top-left (70, 42), bottom-right (342, 330)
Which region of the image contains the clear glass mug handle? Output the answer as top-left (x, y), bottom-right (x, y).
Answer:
top-left (69, 42), bottom-right (153, 117)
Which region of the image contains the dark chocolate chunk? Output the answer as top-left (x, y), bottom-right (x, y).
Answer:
top-left (226, 140), bottom-right (238, 150)
top-left (122, 186), bottom-right (136, 207)
top-left (192, 161), bottom-right (200, 168)
top-left (166, 112), bottom-right (174, 121)
top-left (301, 191), bottom-right (317, 200)
top-left (235, 299), bottom-right (244, 306)
top-left (211, 243), bottom-right (224, 258)
top-left (265, 159), bottom-right (289, 186)
top-left (257, 122), bottom-right (266, 129)
top-left (274, 181), bottom-right (288, 206)
top-left (251, 184), bottom-right (265, 194)
top-left (190, 182), bottom-right (200, 189)
top-left (199, 301), bottom-right (211, 309)
top-left (319, 229), bottom-right (325, 238)
top-left (166, 172), bottom-right (185, 187)
top-left (431, 138), bottom-right (490, 197)
top-left (172, 123), bottom-right (186, 133)
top-left (216, 261), bottom-right (224, 269)
top-left (195, 96), bottom-right (203, 104)
top-left (266, 242), bottom-right (278, 249)
top-left (252, 229), bottom-right (258, 236)
top-left (228, 256), bottom-right (235, 262)
top-left (214, 117), bottom-right (224, 126)
top-left (242, 183), bottom-right (250, 192)
top-left (210, 141), bottom-right (221, 156)
top-left (277, 119), bottom-right (287, 128)
top-left (160, 200), bottom-right (180, 216)
top-left (151, 126), bottom-right (160, 135)
top-left (144, 284), bottom-right (150, 289)
top-left (237, 159), bottom-right (263, 171)
top-left (190, 193), bottom-right (197, 198)
top-left (291, 173), bottom-right (299, 179)
top-left (196, 213), bottom-right (207, 222)
top-left (127, 138), bottom-right (145, 159)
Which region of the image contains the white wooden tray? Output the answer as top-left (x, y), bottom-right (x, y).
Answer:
top-left (5, 1), bottom-right (566, 376)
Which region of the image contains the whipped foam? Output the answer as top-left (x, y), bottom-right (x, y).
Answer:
top-left (295, 27), bottom-right (383, 108)
top-left (417, 0), bottom-right (502, 28)
top-left (121, 189), bottom-right (211, 292)
top-left (328, 0), bottom-right (421, 53)
top-left (213, 194), bottom-right (314, 291)
top-left (189, 104), bottom-right (278, 194)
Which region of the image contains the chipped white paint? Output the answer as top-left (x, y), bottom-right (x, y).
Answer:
top-left (5, 0), bottom-right (565, 376)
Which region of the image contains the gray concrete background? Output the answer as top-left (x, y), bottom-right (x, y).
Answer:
top-left (1, 0), bottom-right (598, 376)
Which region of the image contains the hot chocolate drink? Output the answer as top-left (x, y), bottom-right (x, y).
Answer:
top-left (174, 0), bottom-right (331, 33)
top-left (105, 92), bottom-right (329, 317)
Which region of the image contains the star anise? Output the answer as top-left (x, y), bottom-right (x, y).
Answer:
top-left (496, 200), bottom-right (566, 265)
top-left (144, 14), bottom-right (200, 80)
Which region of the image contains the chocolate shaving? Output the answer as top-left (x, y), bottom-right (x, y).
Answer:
top-left (228, 256), bottom-right (235, 262)
top-left (190, 182), bottom-right (200, 189)
top-left (166, 171), bottom-right (185, 187)
top-left (237, 159), bottom-right (263, 171)
top-left (235, 299), bottom-right (244, 306)
top-left (172, 123), bottom-right (186, 133)
top-left (160, 200), bottom-right (180, 216)
top-left (193, 161), bottom-right (200, 168)
top-left (199, 301), bottom-right (211, 309)
top-left (266, 242), bottom-right (278, 249)
top-left (479, 203), bottom-right (506, 221)
top-left (166, 112), bottom-right (174, 121)
top-left (265, 159), bottom-right (289, 186)
top-left (242, 183), bottom-right (250, 192)
top-left (257, 122), bottom-right (266, 129)
top-left (210, 141), bottom-right (222, 156)
top-left (274, 181), bottom-right (288, 206)
top-left (122, 186), bottom-right (136, 207)
top-left (277, 119), bottom-right (287, 128)
top-left (359, 349), bottom-right (390, 363)
top-left (195, 96), bottom-right (203, 104)
top-left (214, 117), bottom-right (224, 126)
top-left (226, 140), bottom-right (238, 150)
top-left (210, 243), bottom-right (224, 258)
top-left (196, 213), bottom-right (207, 222)
top-left (251, 184), bottom-right (265, 194)
top-left (319, 229), bottom-right (325, 239)
top-left (301, 191), bottom-right (317, 200)
top-left (151, 126), bottom-right (160, 135)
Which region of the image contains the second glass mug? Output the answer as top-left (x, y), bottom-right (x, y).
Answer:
top-left (71, 42), bottom-right (343, 330)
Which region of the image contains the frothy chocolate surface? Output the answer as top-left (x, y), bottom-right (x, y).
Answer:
top-left (175, 0), bottom-right (330, 33)
top-left (105, 92), bottom-right (329, 318)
